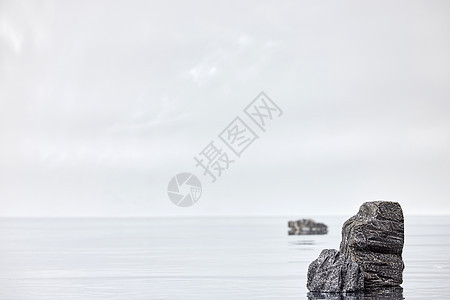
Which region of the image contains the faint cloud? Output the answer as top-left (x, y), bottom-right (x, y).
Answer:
top-left (186, 33), bottom-right (256, 86)
top-left (107, 97), bottom-right (191, 135)
top-left (0, 19), bottom-right (24, 53)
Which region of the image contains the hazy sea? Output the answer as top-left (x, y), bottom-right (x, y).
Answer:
top-left (0, 216), bottom-right (449, 299)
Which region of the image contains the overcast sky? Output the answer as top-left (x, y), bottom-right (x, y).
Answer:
top-left (1, 0), bottom-right (449, 217)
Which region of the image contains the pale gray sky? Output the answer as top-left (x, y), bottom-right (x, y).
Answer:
top-left (1, 0), bottom-right (449, 217)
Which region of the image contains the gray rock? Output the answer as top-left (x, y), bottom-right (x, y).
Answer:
top-left (307, 201), bottom-right (404, 293)
top-left (288, 219), bottom-right (328, 235)
top-left (307, 249), bottom-right (364, 292)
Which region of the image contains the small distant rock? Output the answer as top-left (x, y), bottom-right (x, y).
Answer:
top-left (288, 219), bottom-right (328, 235)
top-left (307, 201), bottom-right (405, 293)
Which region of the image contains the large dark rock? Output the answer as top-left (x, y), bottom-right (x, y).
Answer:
top-left (307, 201), bottom-right (404, 293)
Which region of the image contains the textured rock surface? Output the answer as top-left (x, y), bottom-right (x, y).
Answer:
top-left (307, 249), bottom-right (364, 292)
top-left (307, 201), bottom-right (404, 293)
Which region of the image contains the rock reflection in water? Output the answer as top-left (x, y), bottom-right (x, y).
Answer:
top-left (307, 287), bottom-right (404, 300)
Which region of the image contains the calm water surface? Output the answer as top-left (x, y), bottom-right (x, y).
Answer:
top-left (0, 216), bottom-right (449, 299)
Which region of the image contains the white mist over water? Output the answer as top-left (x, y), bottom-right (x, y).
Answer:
top-left (1, 1), bottom-right (449, 297)
top-left (1, 1), bottom-right (450, 217)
